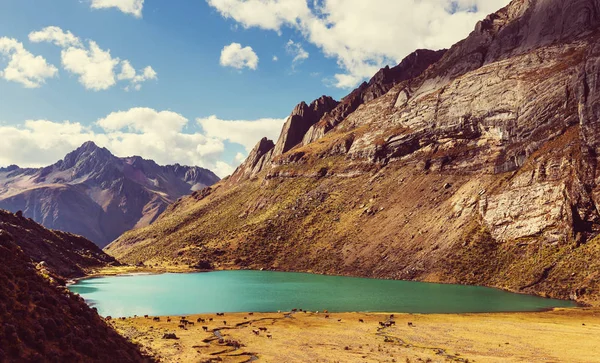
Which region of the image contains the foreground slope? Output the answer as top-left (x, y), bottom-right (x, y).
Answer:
top-left (0, 142), bottom-right (219, 247)
top-left (0, 209), bottom-right (118, 279)
top-left (108, 0), bottom-right (600, 305)
top-left (0, 218), bottom-right (148, 362)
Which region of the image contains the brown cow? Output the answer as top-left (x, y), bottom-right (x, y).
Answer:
top-left (202, 326), bottom-right (208, 331)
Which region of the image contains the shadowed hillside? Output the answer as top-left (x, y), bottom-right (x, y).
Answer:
top-left (0, 221), bottom-right (149, 362)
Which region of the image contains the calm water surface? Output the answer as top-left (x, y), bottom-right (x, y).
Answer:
top-left (68, 270), bottom-right (575, 317)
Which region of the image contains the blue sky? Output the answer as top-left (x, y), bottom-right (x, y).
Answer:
top-left (0, 0), bottom-right (509, 177)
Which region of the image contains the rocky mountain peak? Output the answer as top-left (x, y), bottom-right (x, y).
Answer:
top-left (229, 137), bottom-right (275, 183)
top-left (273, 96), bottom-right (340, 157)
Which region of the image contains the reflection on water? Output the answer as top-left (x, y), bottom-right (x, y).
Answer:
top-left (68, 270), bottom-right (576, 317)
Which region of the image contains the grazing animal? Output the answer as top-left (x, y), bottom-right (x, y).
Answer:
top-left (325, 315), bottom-right (330, 319)
top-left (389, 321), bottom-right (396, 326)
top-left (106, 316), bottom-right (112, 321)
top-left (249, 312), bottom-right (254, 316)
top-left (390, 314), bottom-right (394, 318)
top-left (223, 321), bottom-right (227, 325)
top-left (144, 315), bottom-right (149, 319)
top-left (267, 334), bottom-right (272, 339)
top-left (216, 313), bottom-right (225, 316)
top-left (197, 318), bottom-right (205, 323)
top-left (359, 319), bottom-right (364, 323)
top-left (259, 327), bottom-right (267, 332)
top-left (167, 318), bottom-right (171, 322)
top-left (178, 324), bottom-right (186, 329)
top-left (209, 318), bottom-right (213, 321)
top-left (252, 329), bottom-right (260, 335)
top-left (379, 322), bottom-right (386, 327)
top-left (153, 317), bottom-right (160, 322)
top-left (120, 317), bottom-right (126, 321)
top-left (188, 322), bottom-right (194, 326)
top-left (338, 319), bottom-right (342, 322)
top-left (244, 317), bottom-right (247, 319)
top-left (408, 322), bottom-right (414, 327)
top-left (292, 308), bottom-right (297, 312)
top-left (202, 326), bottom-right (208, 331)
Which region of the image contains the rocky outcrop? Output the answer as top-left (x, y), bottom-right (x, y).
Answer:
top-left (0, 142), bottom-right (219, 247)
top-left (273, 96), bottom-right (339, 157)
top-left (303, 49), bottom-right (446, 145)
top-left (229, 137), bottom-right (275, 183)
top-left (107, 0), bottom-right (600, 305)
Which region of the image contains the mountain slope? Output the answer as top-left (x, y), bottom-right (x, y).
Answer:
top-left (0, 209), bottom-right (119, 280)
top-left (107, 0), bottom-right (600, 305)
top-left (0, 223), bottom-right (148, 362)
top-left (0, 142), bottom-right (220, 247)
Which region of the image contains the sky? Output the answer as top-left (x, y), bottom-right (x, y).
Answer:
top-left (0, 0), bottom-right (510, 177)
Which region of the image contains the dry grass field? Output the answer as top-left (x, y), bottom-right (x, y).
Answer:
top-left (110, 308), bottom-right (600, 363)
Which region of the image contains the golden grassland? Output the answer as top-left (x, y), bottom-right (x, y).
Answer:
top-left (110, 308), bottom-right (600, 363)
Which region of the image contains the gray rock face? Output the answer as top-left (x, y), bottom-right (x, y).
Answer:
top-left (303, 49), bottom-right (446, 145)
top-left (0, 142), bottom-right (220, 247)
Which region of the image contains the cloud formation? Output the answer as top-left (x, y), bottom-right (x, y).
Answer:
top-left (219, 42), bottom-right (259, 70)
top-left (0, 108), bottom-right (287, 178)
top-left (197, 115), bottom-right (286, 151)
top-left (0, 37), bottom-right (58, 88)
top-left (207, 0), bottom-right (511, 88)
top-left (29, 26), bottom-right (156, 91)
top-left (90, 0), bottom-right (144, 18)
top-left (285, 39), bottom-right (308, 70)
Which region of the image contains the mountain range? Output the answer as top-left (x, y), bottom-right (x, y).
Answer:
top-left (106, 0), bottom-right (600, 305)
top-left (0, 142), bottom-right (219, 247)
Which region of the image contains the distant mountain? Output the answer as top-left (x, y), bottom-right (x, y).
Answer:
top-left (0, 142), bottom-right (219, 247)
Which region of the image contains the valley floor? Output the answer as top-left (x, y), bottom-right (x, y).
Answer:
top-left (110, 308), bottom-right (600, 363)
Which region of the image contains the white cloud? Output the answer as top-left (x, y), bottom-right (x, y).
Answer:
top-left (206, 0), bottom-right (511, 88)
top-left (234, 152), bottom-right (246, 163)
top-left (219, 42), bottom-right (259, 70)
top-left (118, 61), bottom-right (157, 90)
top-left (285, 39), bottom-right (308, 69)
top-left (272, 55), bottom-right (278, 61)
top-left (0, 108), bottom-right (238, 178)
top-left (0, 37), bottom-right (58, 88)
top-left (61, 41), bottom-right (120, 91)
top-left (197, 115), bottom-right (286, 151)
top-left (29, 26), bottom-right (156, 91)
top-left (90, 0), bottom-right (144, 18)
top-left (0, 108), bottom-right (288, 178)
top-left (28, 26), bottom-right (82, 48)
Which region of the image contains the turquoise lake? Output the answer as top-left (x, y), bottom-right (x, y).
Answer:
top-left (68, 270), bottom-right (576, 317)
